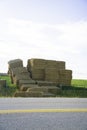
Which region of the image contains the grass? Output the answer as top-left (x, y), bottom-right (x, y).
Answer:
top-left (0, 75), bottom-right (87, 97)
top-left (71, 79), bottom-right (87, 88)
top-left (59, 89), bottom-right (87, 97)
top-left (0, 75), bottom-right (17, 88)
top-left (0, 75), bottom-right (17, 97)
top-left (58, 79), bottom-right (87, 97)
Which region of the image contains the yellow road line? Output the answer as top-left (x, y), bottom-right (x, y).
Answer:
top-left (0, 109), bottom-right (87, 114)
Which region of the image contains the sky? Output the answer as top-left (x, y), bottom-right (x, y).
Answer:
top-left (0, 0), bottom-right (87, 79)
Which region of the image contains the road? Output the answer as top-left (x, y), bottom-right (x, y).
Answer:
top-left (0, 98), bottom-right (87, 130)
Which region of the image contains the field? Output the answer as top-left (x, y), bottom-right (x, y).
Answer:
top-left (0, 75), bottom-right (87, 97)
top-left (72, 79), bottom-right (87, 88)
top-left (59, 79), bottom-right (87, 97)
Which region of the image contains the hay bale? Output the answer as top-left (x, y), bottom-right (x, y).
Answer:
top-left (45, 60), bottom-right (65, 70)
top-left (14, 91), bottom-right (43, 97)
top-left (11, 67), bottom-right (28, 77)
top-left (26, 91), bottom-right (43, 97)
top-left (46, 60), bottom-right (58, 68)
top-left (36, 80), bottom-right (58, 86)
top-left (8, 59), bottom-right (23, 76)
top-left (8, 59), bottom-right (23, 69)
top-left (59, 70), bottom-right (72, 79)
top-left (14, 73), bottom-right (31, 80)
top-left (47, 86), bottom-right (61, 94)
top-left (36, 86), bottom-right (61, 95)
top-left (56, 61), bottom-right (65, 70)
top-left (27, 58), bottom-right (46, 70)
top-left (19, 79), bottom-right (36, 87)
top-left (58, 70), bottom-right (72, 86)
top-left (45, 68), bottom-right (59, 83)
top-left (59, 69), bottom-right (72, 75)
top-left (30, 68), bottom-right (45, 80)
top-left (20, 84), bottom-right (38, 91)
top-left (27, 87), bottom-right (48, 93)
top-left (13, 73), bottom-right (31, 86)
top-left (27, 86), bottom-right (61, 95)
top-left (14, 91), bottom-right (26, 97)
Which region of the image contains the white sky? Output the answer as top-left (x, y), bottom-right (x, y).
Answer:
top-left (0, 0), bottom-right (87, 79)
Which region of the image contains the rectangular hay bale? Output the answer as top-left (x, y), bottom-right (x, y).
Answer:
top-left (56, 61), bottom-right (65, 70)
top-left (31, 68), bottom-right (45, 80)
top-left (46, 60), bottom-right (58, 68)
top-left (14, 91), bottom-right (43, 97)
top-left (45, 68), bottom-right (59, 83)
top-left (19, 79), bottom-right (36, 87)
top-left (36, 80), bottom-right (58, 86)
top-left (27, 87), bottom-right (48, 93)
top-left (11, 67), bottom-right (28, 77)
top-left (8, 59), bottom-right (23, 69)
top-left (58, 70), bottom-right (72, 86)
top-left (13, 73), bottom-right (31, 86)
top-left (20, 84), bottom-right (38, 91)
top-left (27, 58), bottom-right (46, 69)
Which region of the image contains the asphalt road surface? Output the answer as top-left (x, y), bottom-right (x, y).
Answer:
top-left (0, 98), bottom-right (87, 130)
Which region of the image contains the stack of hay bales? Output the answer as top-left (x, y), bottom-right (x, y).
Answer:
top-left (8, 58), bottom-right (72, 97)
top-left (14, 85), bottom-right (61, 97)
top-left (8, 59), bottom-right (31, 87)
top-left (27, 58), bottom-right (72, 86)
